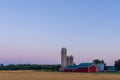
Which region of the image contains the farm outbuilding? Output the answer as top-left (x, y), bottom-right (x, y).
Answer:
top-left (96, 63), bottom-right (104, 72)
top-left (106, 66), bottom-right (116, 72)
top-left (77, 63), bottom-right (96, 72)
top-left (64, 65), bottom-right (78, 72)
top-left (64, 63), bottom-right (96, 73)
top-left (59, 66), bottom-right (65, 72)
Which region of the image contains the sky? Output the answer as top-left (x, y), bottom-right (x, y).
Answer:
top-left (0, 0), bottom-right (120, 65)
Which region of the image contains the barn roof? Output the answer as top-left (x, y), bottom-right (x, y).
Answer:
top-left (107, 66), bottom-right (116, 71)
top-left (64, 63), bottom-right (94, 69)
top-left (79, 63), bottom-right (93, 68)
top-left (64, 65), bottom-right (79, 69)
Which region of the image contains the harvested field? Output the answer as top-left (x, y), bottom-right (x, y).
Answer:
top-left (0, 70), bottom-right (120, 80)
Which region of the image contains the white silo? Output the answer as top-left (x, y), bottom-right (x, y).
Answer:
top-left (67, 56), bottom-right (71, 66)
top-left (70, 55), bottom-right (74, 65)
top-left (61, 48), bottom-right (67, 67)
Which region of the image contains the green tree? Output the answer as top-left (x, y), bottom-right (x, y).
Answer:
top-left (114, 59), bottom-right (120, 71)
top-left (0, 64), bottom-right (4, 70)
top-left (93, 59), bottom-right (103, 64)
top-left (93, 59), bottom-right (107, 70)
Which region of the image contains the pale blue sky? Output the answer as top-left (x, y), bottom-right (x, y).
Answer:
top-left (0, 0), bottom-right (120, 65)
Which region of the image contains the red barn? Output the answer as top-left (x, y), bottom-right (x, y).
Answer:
top-left (64, 63), bottom-right (96, 73)
top-left (77, 63), bottom-right (96, 72)
top-left (64, 65), bottom-right (78, 72)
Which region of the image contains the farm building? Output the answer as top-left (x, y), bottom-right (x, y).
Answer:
top-left (106, 66), bottom-right (116, 72)
top-left (64, 65), bottom-right (78, 72)
top-left (77, 63), bottom-right (96, 72)
top-left (64, 63), bottom-right (96, 73)
top-left (59, 66), bottom-right (65, 72)
top-left (96, 63), bottom-right (104, 72)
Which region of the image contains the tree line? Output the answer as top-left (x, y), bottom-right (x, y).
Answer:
top-left (115, 59), bottom-right (120, 71)
top-left (0, 64), bottom-right (61, 71)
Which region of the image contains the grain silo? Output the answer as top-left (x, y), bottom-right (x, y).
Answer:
top-left (67, 56), bottom-right (71, 66)
top-left (61, 48), bottom-right (67, 67)
top-left (70, 55), bottom-right (74, 65)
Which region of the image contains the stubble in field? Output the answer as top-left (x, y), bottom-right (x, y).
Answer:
top-left (0, 71), bottom-right (120, 80)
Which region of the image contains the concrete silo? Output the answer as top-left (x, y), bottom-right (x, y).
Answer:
top-left (70, 55), bottom-right (74, 65)
top-left (61, 48), bottom-right (67, 67)
top-left (67, 56), bottom-right (71, 66)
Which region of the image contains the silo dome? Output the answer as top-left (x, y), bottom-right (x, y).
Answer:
top-left (61, 48), bottom-right (67, 67)
top-left (61, 48), bottom-right (67, 51)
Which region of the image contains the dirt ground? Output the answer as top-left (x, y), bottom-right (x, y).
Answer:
top-left (0, 70), bottom-right (120, 80)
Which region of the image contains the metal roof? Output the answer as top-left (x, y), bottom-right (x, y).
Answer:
top-left (79, 63), bottom-right (93, 67)
top-left (64, 63), bottom-right (93, 69)
top-left (64, 65), bottom-right (79, 69)
top-left (107, 66), bottom-right (116, 71)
